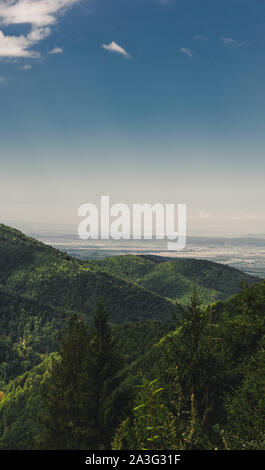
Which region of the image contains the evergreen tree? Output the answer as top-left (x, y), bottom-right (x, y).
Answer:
top-left (88, 297), bottom-right (124, 449)
top-left (150, 288), bottom-right (230, 448)
top-left (38, 314), bottom-right (93, 449)
top-left (38, 299), bottom-right (123, 450)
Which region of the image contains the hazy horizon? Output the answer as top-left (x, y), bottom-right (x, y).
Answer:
top-left (12, 227), bottom-right (265, 279)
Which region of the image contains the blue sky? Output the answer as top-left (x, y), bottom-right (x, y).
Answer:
top-left (0, 0), bottom-right (265, 235)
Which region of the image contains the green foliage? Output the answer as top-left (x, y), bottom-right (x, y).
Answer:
top-left (0, 224), bottom-right (264, 450)
top-left (114, 283), bottom-right (265, 450)
top-left (38, 315), bottom-right (95, 450)
top-left (0, 316), bottom-right (171, 449)
top-left (6, 258), bottom-right (177, 324)
top-left (0, 354), bottom-right (57, 450)
top-left (0, 225), bottom-right (177, 325)
top-left (112, 320), bottom-right (174, 366)
top-left (38, 303), bottom-right (125, 450)
top-left (87, 298), bottom-right (126, 448)
top-left (112, 378), bottom-right (180, 450)
top-left (90, 254), bottom-right (259, 303)
top-left (170, 293), bottom-right (231, 432)
top-left (1, 224), bottom-right (258, 327)
top-left (222, 342), bottom-right (265, 449)
top-left (116, 291), bottom-right (225, 449)
top-left (0, 224), bottom-right (66, 284)
top-left (112, 375), bottom-right (212, 451)
top-left (0, 286), bottom-right (75, 387)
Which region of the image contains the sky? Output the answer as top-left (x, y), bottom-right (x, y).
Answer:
top-left (0, 0), bottom-right (265, 236)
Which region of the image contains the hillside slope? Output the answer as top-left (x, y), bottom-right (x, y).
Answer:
top-left (0, 225), bottom-right (177, 324)
top-left (0, 285), bottom-right (76, 386)
top-left (0, 224), bottom-right (261, 326)
top-left (1, 280), bottom-right (264, 450)
top-left (0, 224), bottom-right (67, 283)
top-left (112, 279), bottom-right (265, 392)
top-left (88, 254), bottom-right (260, 303)
top-left (0, 318), bottom-right (173, 450)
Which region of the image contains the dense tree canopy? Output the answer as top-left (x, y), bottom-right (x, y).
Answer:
top-left (0, 224), bottom-right (264, 450)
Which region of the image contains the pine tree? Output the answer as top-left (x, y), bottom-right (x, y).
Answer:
top-left (89, 297), bottom-right (124, 449)
top-left (152, 287), bottom-right (229, 448)
top-left (172, 290), bottom-right (227, 442)
top-left (38, 314), bottom-right (94, 449)
top-left (38, 300), bottom-right (123, 450)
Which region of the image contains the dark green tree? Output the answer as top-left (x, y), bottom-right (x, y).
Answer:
top-left (153, 288), bottom-right (230, 448)
top-left (88, 297), bottom-right (124, 448)
top-left (38, 314), bottom-right (93, 449)
top-left (38, 299), bottom-right (123, 450)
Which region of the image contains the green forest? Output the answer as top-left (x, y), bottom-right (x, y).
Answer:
top-left (0, 223), bottom-right (264, 450)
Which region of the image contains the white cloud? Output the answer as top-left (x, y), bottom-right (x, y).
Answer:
top-left (48, 46), bottom-right (63, 54)
top-left (0, 74), bottom-right (5, 82)
top-left (221, 37), bottom-right (249, 47)
top-left (0, 0), bottom-right (80, 59)
top-left (22, 64), bottom-right (32, 69)
top-left (0, 0), bottom-right (80, 27)
top-left (179, 47), bottom-right (193, 59)
top-left (0, 27), bottom-right (50, 58)
top-left (102, 41), bottom-right (131, 58)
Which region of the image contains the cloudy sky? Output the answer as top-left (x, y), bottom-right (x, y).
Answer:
top-left (0, 0), bottom-right (265, 236)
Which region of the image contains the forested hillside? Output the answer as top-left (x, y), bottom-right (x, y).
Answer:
top-left (0, 224), bottom-right (264, 450)
top-left (88, 254), bottom-right (258, 302)
top-left (0, 282), bottom-right (264, 450)
top-left (0, 224), bottom-right (258, 314)
top-left (0, 225), bottom-right (178, 324)
top-left (0, 286), bottom-right (77, 387)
